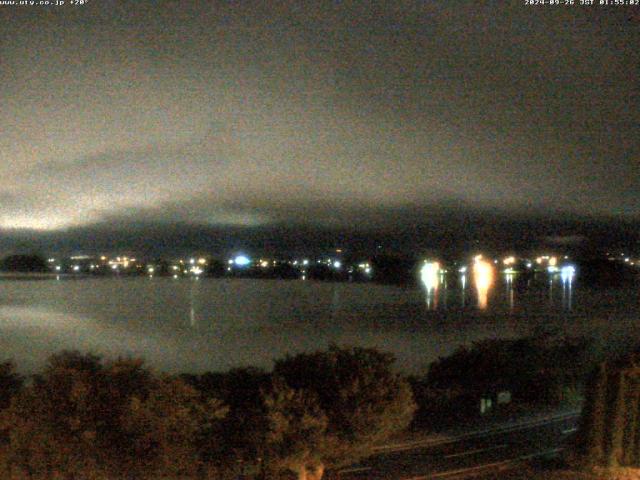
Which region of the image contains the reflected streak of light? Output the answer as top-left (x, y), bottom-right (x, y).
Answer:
top-left (505, 272), bottom-right (515, 312)
top-left (473, 258), bottom-right (494, 310)
top-left (421, 262), bottom-right (440, 310)
top-left (420, 262), bottom-right (440, 292)
top-left (561, 266), bottom-right (574, 310)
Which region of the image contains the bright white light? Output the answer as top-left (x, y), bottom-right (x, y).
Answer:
top-left (190, 267), bottom-right (203, 276)
top-left (228, 259), bottom-right (234, 264)
top-left (364, 267), bottom-right (372, 275)
top-left (548, 266), bottom-right (559, 273)
top-left (55, 266), bottom-right (61, 272)
top-left (148, 267), bottom-right (155, 274)
top-left (458, 266), bottom-right (467, 273)
top-left (302, 259), bottom-right (309, 266)
top-left (420, 261), bottom-right (440, 291)
top-left (189, 258), bottom-right (196, 265)
top-left (526, 262), bottom-right (532, 268)
top-left (260, 260), bottom-right (269, 268)
top-left (234, 255), bottom-right (250, 266)
top-left (198, 258), bottom-right (207, 265)
top-left (72, 265), bottom-right (80, 272)
top-left (561, 265), bottom-right (576, 282)
top-left (333, 260), bottom-right (342, 269)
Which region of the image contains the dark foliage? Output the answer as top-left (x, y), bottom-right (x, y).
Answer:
top-left (0, 255), bottom-right (48, 273)
top-left (413, 335), bottom-right (596, 426)
top-left (576, 352), bottom-right (640, 468)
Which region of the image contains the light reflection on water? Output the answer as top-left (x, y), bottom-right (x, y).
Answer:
top-left (420, 269), bottom-right (576, 315)
top-left (0, 275), bottom-right (636, 375)
top-left (473, 259), bottom-right (494, 310)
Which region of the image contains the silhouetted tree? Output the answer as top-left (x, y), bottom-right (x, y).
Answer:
top-left (185, 367), bottom-right (271, 477)
top-left (205, 259), bottom-right (225, 277)
top-left (0, 254), bottom-right (48, 273)
top-left (422, 335), bottom-right (594, 417)
top-left (263, 346), bottom-right (416, 480)
top-left (0, 351), bottom-right (227, 479)
top-left (0, 362), bottom-right (22, 411)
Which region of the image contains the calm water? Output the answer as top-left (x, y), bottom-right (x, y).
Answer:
top-left (0, 273), bottom-right (639, 374)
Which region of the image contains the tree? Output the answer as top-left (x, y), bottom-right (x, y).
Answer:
top-left (122, 375), bottom-right (228, 479)
top-left (0, 351), bottom-right (227, 479)
top-left (184, 367), bottom-right (272, 477)
top-left (0, 361), bottom-right (23, 411)
top-left (0, 254), bottom-right (48, 273)
top-left (263, 346), bottom-right (416, 480)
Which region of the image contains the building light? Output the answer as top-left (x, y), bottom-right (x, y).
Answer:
top-left (503, 256), bottom-right (516, 266)
top-left (234, 255), bottom-right (251, 266)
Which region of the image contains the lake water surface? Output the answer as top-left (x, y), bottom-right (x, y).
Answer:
top-left (0, 273), bottom-right (638, 374)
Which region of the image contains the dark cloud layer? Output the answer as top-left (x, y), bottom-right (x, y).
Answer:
top-left (0, 1), bottom-right (638, 252)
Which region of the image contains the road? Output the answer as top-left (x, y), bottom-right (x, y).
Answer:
top-left (334, 411), bottom-right (580, 479)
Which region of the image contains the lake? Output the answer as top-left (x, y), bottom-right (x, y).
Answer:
top-left (0, 272), bottom-right (638, 374)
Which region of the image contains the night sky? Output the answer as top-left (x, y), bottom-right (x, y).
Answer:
top-left (1, 1), bottom-right (638, 255)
